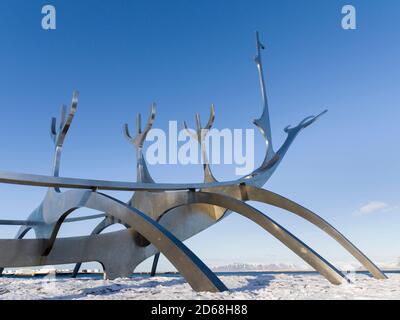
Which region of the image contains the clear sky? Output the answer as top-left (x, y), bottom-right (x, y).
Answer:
top-left (0, 0), bottom-right (399, 272)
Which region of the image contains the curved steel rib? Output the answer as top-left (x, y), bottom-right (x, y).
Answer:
top-left (1, 190), bottom-right (227, 292)
top-left (240, 186), bottom-right (387, 279)
top-left (158, 191), bottom-right (345, 285)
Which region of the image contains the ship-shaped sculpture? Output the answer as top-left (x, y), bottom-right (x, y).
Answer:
top-left (0, 33), bottom-right (386, 292)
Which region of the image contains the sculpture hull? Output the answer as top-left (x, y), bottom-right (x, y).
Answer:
top-left (0, 32), bottom-right (387, 293)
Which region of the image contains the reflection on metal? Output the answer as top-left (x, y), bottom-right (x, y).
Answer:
top-left (151, 252), bottom-right (161, 277)
top-left (0, 33), bottom-right (386, 291)
top-left (72, 216), bottom-right (129, 278)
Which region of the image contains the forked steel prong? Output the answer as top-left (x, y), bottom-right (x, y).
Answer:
top-left (183, 121), bottom-right (198, 141)
top-left (124, 103), bottom-right (156, 149)
top-left (141, 103), bottom-right (156, 137)
top-left (136, 113), bottom-right (142, 134)
top-left (48, 91), bottom-right (79, 177)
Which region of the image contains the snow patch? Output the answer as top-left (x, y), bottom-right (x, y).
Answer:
top-left (0, 273), bottom-right (399, 300)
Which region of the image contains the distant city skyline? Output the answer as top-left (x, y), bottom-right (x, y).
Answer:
top-left (0, 0), bottom-right (399, 272)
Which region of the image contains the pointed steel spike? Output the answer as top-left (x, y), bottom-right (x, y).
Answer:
top-left (299, 116), bottom-right (316, 126)
top-left (283, 125), bottom-right (291, 133)
top-left (55, 91), bottom-right (79, 147)
top-left (316, 109), bottom-right (328, 119)
top-left (72, 90), bottom-right (79, 100)
top-left (301, 109), bottom-right (328, 129)
top-left (150, 102), bottom-right (156, 116)
top-left (253, 31), bottom-right (274, 160)
top-left (124, 103), bottom-right (157, 149)
top-left (59, 105), bottom-right (67, 130)
top-left (256, 31), bottom-right (265, 50)
top-left (70, 91), bottom-right (79, 113)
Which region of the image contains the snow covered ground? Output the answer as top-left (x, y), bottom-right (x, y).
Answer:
top-left (0, 272), bottom-right (399, 300)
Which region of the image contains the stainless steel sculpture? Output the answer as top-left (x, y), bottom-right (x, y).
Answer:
top-left (0, 32), bottom-right (386, 292)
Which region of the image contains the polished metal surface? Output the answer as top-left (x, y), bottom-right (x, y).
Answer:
top-left (0, 214), bottom-right (105, 226)
top-left (72, 216), bottom-right (128, 277)
top-left (0, 32), bottom-right (385, 291)
top-left (241, 186), bottom-right (387, 280)
top-left (50, 91), bottom-right (79, 177)
top-left (0, 191), bottom-right (228, 292)
top-left (183, 104), bottom-right (217, 183)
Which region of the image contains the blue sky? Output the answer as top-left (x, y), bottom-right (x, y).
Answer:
top-left (0, 0), bottom-right (399, 271)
